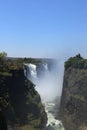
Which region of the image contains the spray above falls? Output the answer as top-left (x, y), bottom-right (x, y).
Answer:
top-left (24, 60), bottom-right (64, 101)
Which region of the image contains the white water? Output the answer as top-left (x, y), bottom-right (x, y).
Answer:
top-left (24, 62), bottom-right (65, 130)
top-left (24, 63), bottom-right (37, 83)
top-left (45, 102), bottom-right (64, 130)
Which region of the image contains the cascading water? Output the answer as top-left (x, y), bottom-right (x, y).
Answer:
top-left (24, 63), bottom-right (37, 83)
top-left (24, 61), bottom-right (65, 130)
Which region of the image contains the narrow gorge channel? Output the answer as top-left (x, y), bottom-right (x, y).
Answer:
top-left (24, 61), bottom-right (65, 130)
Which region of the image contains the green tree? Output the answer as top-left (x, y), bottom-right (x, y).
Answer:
top-left (0, 52), bottom-right (7, 58)
top-left (0, 52), bottom-right (7, 72)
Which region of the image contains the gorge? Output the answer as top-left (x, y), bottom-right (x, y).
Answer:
top-left (0, 56), bottom-right (65, 130)
top-left (1, 54), bottom-right (87, 130)
top-left (24, 60), bottom-right (65, 130)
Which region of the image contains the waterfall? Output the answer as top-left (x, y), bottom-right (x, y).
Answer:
top-left (24, 61), bottom-right (65, 130)
top-left (24, 63), bottom-right (37, 83)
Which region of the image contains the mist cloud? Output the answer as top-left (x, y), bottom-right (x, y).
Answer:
top-left (36, 60), bottom-right (64, 102)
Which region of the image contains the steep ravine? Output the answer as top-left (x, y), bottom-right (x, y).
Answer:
top-left (24, 62), bottom-right (65, 130)
top-left (59, 55), bottom-right (87, 130)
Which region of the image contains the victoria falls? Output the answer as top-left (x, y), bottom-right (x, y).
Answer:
top-left (0, 0), bottom-right (87, 129)
top-left (1, 53), bottom-right (87, 130)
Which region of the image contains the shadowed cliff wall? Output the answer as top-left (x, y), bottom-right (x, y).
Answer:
top-left (0, 69), bottom-right (47, 130)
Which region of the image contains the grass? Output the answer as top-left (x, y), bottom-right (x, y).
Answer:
top-left (0, 72), bottom-right (12, 76)
top-left (73, 95), bottom-right (85, 102)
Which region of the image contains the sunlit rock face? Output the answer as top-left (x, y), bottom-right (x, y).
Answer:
top-left (24, 60), bottom-right (65, 130)
top-left (59, 55), bottom-right (87, 130)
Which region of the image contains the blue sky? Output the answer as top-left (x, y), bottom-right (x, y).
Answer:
top-left (0, 0), bottom-right (87, 59)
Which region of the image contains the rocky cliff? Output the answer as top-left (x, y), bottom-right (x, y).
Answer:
top-left (59, 54), bottom-right (87, 130)
top-left (0, 69), bottom-right (47, 130)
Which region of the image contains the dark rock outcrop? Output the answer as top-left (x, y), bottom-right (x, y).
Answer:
top-left (0, 69), bottom-right (47, 130)
top-left (59, 55), bottom-right (87, 130)
top-left (0, 110), bottom-right (7, 130)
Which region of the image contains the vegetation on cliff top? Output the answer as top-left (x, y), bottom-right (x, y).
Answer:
top-left (65, 54), bottom-right (87, 70)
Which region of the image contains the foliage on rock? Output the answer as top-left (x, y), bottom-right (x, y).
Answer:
top-left (65, 54), bottom-right (87, 69)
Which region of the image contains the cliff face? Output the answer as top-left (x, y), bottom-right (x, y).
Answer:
top-left (0, 69), bottom-right (47, 130)
top-left (59, 55), bottom-right (87, 130)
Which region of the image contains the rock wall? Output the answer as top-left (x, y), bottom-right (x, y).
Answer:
top-left (0, 69), bottom-right (47, 130)
top-left (59, 55), bottom-right (87, 130)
